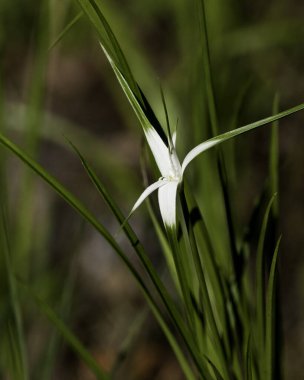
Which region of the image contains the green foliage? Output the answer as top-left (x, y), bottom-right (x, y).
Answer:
top-left (0, 0), bottom-right (303, 379)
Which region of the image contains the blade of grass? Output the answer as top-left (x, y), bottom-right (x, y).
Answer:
top-left (197, 0), bottom-right (242, 286)
top-left (110, 308), bottom-right (148, 377)
top-left (205, 356), bottom-right (225, 380)
top-left (183, 181), bottom-right (239, 365)
top-left (245, 334), bottom-right (253, 380)
top-left (13, 0), bottom-right (49, 275)
top-left (197, 0), bottom-right (218, 136)
top-left (48, 11), bottom-right (83, 50)
top-left (76, 0), bottom-right (141, 102)
top-left (1, 208), bottom-right (29, 380)
top-left (100, 46), bottom-right (168, 146)
top-left (264, 235), bottom-right (281, 380)
top-left (23, 285), bottom-right (108, 380)
top-left (37, 269), bottom-right (76, 380)
top-left (182, 102), bottom-right (304, 171)
top-left (178, 190), bottom-right (232, 380)
top-left (6, 323), bottom-right (24, 379)
top-left (270, 94), bottom-right (280, 217)
top-left (256, 193), bottom-right (277, 371)
top-left (78, 0), bottom-right (168, 143)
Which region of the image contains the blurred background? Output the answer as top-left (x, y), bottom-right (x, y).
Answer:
top-left (0, 0), bottom-right (303, 379)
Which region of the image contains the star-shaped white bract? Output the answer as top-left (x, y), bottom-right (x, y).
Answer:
top-left (131, 127), bottom-right (181, 229)
top-left (129, 124), bottom-right (222, 229)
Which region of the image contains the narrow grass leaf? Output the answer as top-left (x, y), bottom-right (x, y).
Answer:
top-left (270, 93), bottom-right (280, 216)
top-left (101, 52), bottom-right (168, 146)
top-left (38, 269), bottom-right (76, 380)
top-left (177, 192), bottom-right (231, 380)
top-left (110, 308), bottom-right (148, 377)
top-left (183, 182), bottom-right (234, 360)
top-left (1, 209), bottom-right (29, 380)
top-left (264, 235), bottom-right (282, 380)
top-left (6, 323), bottom-right (24, 379)
top-left (49, 11), bottom-right (83, 50)
top-left (181, 102), bottom-right (304, 173)
top-left (77, 0), bottom-right (140, 101)
top-left (197, 0), bottom-right (218, 136)
top-left (205, 356), bottom-right (225, 380)
top-left (23, 286), bottom-right (108, 380)
top-left (197, 0), bottom-right (239, 279)
top-left (245, 334), bottom-right (253, 380)
top-left (256, 194), bottom-right (277, 364)
top-left (13, 0), bottom-right (50, 274)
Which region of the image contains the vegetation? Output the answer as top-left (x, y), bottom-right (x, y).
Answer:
top-left (0, 0), bottom-right (303, 379)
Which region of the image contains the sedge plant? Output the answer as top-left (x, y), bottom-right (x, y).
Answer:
top-left (0, 0), bottom-right (303, 379)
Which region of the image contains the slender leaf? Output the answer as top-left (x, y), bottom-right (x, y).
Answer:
top-left (270, 94), bottom-right (280, 216)
top-left (264, 236), bottom-right (281, 380)
top-left (1, 209), bottom-right (29, 380)
top-left (245, 334), bottom-right (253, 380)
top-left (23, 286), bottom-right (108, 380)
top-left (205, 356), bottom-right (225, 380)
top-left (178, 191), bottom-right (231, 380)
top-left (49, 11), bottom-right (83, 50)
top-left (181, 102), bottom-right (304, 173)
top-left (77, 0), bottom-right (140, 101)
top-left (256, 194), bottom-right (277, 365)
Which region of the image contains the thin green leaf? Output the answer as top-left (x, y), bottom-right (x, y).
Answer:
top-left (38, 269), bottom-right (76, 380)
top-left (183, 181), bottom-right (236, 364)
top-left (181, 102), bottom-right (304, 173)
top-left (13, 0), bottom-right (49, 273)
top-left (245, 334), bottom-right (253, 380)
top-left (264, 235), bottom-right (282, 380)
top-left (49, 11), bottom-right (83, 50)
top-left (160, 85), bottom-right (173, 149)
top-left (197, 0), bottom-right (218, 136)
top-left (101, 50), bottom-right (168, 146)
top-left (178, 191), bottom-right (231, 380)
top-left (205, 356), bottom-right (225, 380)
top-left (23, 286), bottom-right (108, 380)
top-left (1, 209), bottom-right (29, 380)
top-left (270, 93), bottom-right (280, 216)
top-left (110, 308), bottom-right (148, 377)
top-left (256, 194), bottom-right (277, 364)
top-left (6, 323), bottom-right (24, 379)
top-left (77, 0), bottom-right (140, 101)
top-left (198, 0), bottom-right (247, 289)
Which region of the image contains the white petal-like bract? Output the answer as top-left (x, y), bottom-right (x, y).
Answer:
top-left (181, 138), bottom-right (220, 174)
top-left (130, 179), bottom-right (168, 216)
top-left (158, 181), bottom-right (179, 228)
top-left (145, 128), bottom-right (174, 178)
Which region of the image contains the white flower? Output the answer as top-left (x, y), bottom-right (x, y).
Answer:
top-left (129, 125), bottom-right (221, 229)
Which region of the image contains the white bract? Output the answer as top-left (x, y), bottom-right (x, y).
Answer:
top-left (129, 125), bottom-right (221, 229)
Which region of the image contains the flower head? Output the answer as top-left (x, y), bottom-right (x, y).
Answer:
top-left (128, 113), bottom-right (226, 229)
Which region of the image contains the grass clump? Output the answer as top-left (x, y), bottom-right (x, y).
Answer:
top-left (0, 0), bottom-right (303, 379)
